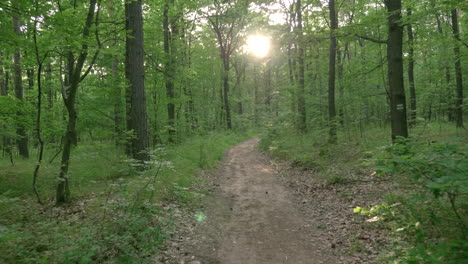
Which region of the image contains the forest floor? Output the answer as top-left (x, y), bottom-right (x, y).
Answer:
top-left (156, 138), bottom-right (390, 264)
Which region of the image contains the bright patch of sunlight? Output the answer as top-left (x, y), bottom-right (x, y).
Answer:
top-left (246, 35), bottom-right (271, 58)
top-left (195, 211), bottom-right (207, 222)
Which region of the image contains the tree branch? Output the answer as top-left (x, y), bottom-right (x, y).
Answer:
top-left (355, 34), bottom-right (387, 44)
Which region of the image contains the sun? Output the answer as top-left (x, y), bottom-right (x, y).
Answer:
top-left (246, 35), bottom-right (271, 58)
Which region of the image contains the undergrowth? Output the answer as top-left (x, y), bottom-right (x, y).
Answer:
top-left (0, 131), bottom-right (252, 263)
top-left (259, 122), bottom-right (468, 263)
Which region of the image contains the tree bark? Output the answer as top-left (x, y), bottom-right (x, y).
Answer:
top-left (125, 0), bottom-right (149, 161)
top-left (451, 9), bottom-right (464, 128)
top-left (12, 8), bottom-right (29, 158)
top-left (407, 8), bottom-right (416, 127)
top-left (222, 53), bottom-right (232, 129)
top-left (163, 1), bottom-right (176, 142)
top-left (296, 0), bottom-right (307, 133)
top-left (56, 0), bottom-right (97, 204)
top-left (385, 0), bottom-right (408, 141)
top-left (328, 0), bottom-right (337, 143)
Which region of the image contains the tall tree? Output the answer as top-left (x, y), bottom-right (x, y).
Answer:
top-left (125, 0), bottom-right (149, 161)
top-left (385, 0), bottom-right (408, 140)
top-left (451, 9), bottom-right (463, 128)
top-left (407, 8), bottom-right (416, 127)
top-left (12, 3), bottom-right (29, 158)
top-left (163, 0), bottom-right (177, 142)
top-left (208, 0), bottom-right (246, 129)
top-left (56, 0), bottom-right (99, 204)
top-left (295, 0), bottom-right (307, 133)
top-left (109, 0), bottom-right (123, 146)
top-left (328, 0), bottom-right (337, 143)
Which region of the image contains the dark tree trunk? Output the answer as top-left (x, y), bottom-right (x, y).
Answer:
top-left (296, 0), bottom-right (307, 133)
top-left (125, 0), bottom-right (149, 161)
top-left (183, 24), bottom-right (197, 131)
top-left (337, 45), bottom-right (346, 126)
top-left (56, 0), bottom-right (97, 204)
top-left (12, 10), bottom-right (29, 158)
top-left (222, 54), bottom-right (232, 129)
top-left (328, 0), bottom-right (337, 143)
top-left (407, 8), bottom-right (416, 127)
top-left (163, 1), bottom-right (176, 142)
top-left (451, 9), bottom-right (464, 128)
top-left (32, 17), bottom-right (45, 204)
top-left (385, 0), bottom-right (408, 141)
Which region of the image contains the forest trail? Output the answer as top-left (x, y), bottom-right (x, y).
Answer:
top-left (182, 138), bottom-right (340, 264)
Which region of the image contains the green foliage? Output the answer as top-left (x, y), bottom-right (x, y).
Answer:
top-left (375, 138), bottom-right (468, 199)
top-left (360, 137), bottom-right (468, 263)
top-left (0, 131), bottom-right (251, 263)
top-left (259, 125), bottom-right (384, 183)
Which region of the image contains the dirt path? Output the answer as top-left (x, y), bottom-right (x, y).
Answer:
top-left (215, 138), bottom-right (334, 263)
top-left (169, 138), bottom-right (339, 264)
top-left (160, 138), bottom-right (384, 264)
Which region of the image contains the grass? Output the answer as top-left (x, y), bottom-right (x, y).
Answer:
top-left (0, 130), bottom-right (253, 264)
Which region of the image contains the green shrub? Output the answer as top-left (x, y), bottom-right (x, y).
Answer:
top-left (0, 131), bottom-right (252, 263)
top-left (360, 138), bottom-right (468, 263)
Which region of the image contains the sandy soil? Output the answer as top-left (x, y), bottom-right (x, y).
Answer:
top-left (158, 138), bottom-right (386, 264)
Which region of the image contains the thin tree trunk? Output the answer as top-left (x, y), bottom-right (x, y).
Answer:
top-left (125, 0), bottom-right (149, 161)
top-left (328, 0), bottom-right (337, 143)
top-left (56, 0), bottom-right (97, 204)
top-left (435, 12), bottom-right (454, 122)
top-left (223, 54), bottom-right (232, 129)
top-left (385, 0), bottom-right (408, 141)
top-left (254, 63), bottom-right (259, 125)
top-left (163, 0), bottom-right (176, 142)
top-left (296, 0), bottom-right (307, 133)
top-left (451, 9), bottom-right (463, 128)
top-left (32, 14), bottom-right (45, 204)
top-left (407, 8), bottom-right (416, 127)
top-left (12, 9), bottom-right (29, 158)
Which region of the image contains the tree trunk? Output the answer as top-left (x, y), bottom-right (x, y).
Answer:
top-left (125, 0), bottom-right (149, 161)
top-left (56, 0), bottom-right (97, 204)
top-left (254, 63), bottom-right (259, 125)
top-left (328, 0), bottom-right (337, 143)
top-left (451, 9), bottom-right (463, 128)
top-left (385, 0), bottom-right (408, 141)
top-left (223, 54), bottom-right (232, 129)
top-left (12, 10), bottom-right (29, 158)
top-left (287, 45), bottom-right (297, 121)
top-left (296, 0), bottom-right (307, 133)
top-left (407, 8), bottom-right (416, 127)
top-left (163, 1), bottom-right (176, 142)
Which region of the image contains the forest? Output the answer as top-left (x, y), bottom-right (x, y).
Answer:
top-left (0, 0), bottom-right (466, 263)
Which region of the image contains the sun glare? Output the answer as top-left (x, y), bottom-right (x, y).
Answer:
top-left (246, 35), bottom-right (271, 58)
